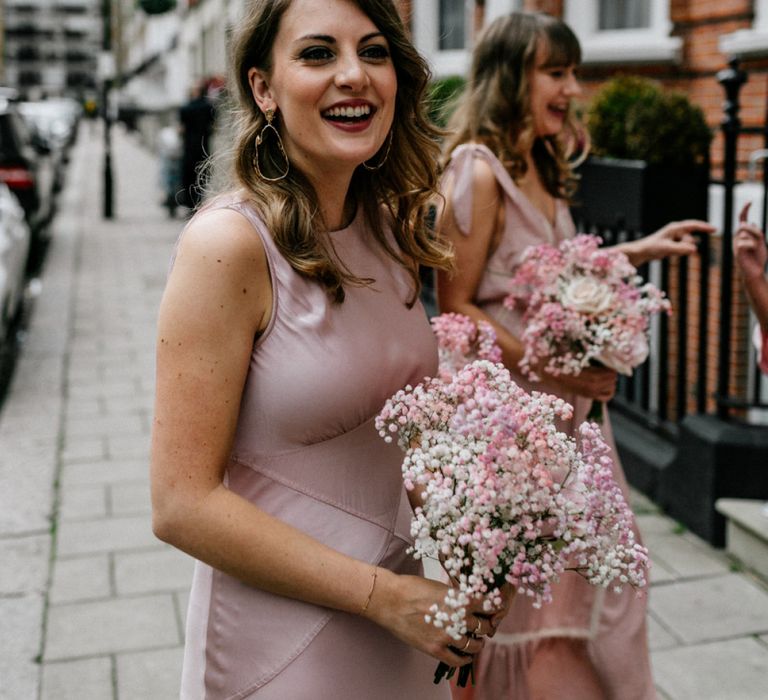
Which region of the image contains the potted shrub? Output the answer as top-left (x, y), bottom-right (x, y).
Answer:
top-left (573, 75), bottom-right (713, 234)
top-left (426, 75), bottom-right (466, 128)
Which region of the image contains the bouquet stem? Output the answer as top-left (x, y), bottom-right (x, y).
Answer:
top-left (434, 659), bottom-right (475, 687)
top-left (587, 400), bottom-right (604, 424)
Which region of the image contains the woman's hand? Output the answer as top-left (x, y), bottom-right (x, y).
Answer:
top-left (364, 571), bottom-right (494, 666)
top-left (437, 559), bottom-right (516, 639)
top-left (545, 364), bottom-right (618, 402)
top-left (734, 202), bottom-right (768, 332)
top-left (485, 582), bottom-right (515, 638)
top-left (619, 219), bottom-right (716, 267)
top-left (734, 203), bottom-right (767, 281)
top-left (734, 223), bottom-right (768, 280)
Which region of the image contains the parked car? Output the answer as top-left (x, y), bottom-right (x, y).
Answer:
top-left (17, 99), bottom-right (77, 193)
top-left (19, 98), bottom-right (80, 152)
top-left (0, 97), bottom-right (57, 252)
top-left (0, 182), bottom-right (31, 346)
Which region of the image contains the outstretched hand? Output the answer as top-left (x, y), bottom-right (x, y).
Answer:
top-left (733, 202), bottom-right (767, 281)
top-left (627, 219), bottom-right (716, 266)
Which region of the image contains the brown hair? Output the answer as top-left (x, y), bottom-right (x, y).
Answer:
top-left (216, 0), bottom-right (452, 304)
top-left (442, 11), bottom-right (584, 199)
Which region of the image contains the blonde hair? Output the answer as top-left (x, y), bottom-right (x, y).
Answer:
top-left (213, 0), bottom-right (452, 304)
top-left (442, 11), bottom-right (584, 199)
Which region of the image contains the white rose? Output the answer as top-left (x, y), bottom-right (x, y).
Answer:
top-left (561, 276), bottom-right (614, 314)
top-left (596, 334), bottom-right (649, 376)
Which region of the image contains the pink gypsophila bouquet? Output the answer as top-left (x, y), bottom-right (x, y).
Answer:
top-left (505, 234), bottom-right (671, 381)
top-left (375, 314), bottom-right (649, 687)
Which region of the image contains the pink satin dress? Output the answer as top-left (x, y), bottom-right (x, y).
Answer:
top-left (441, 144), bottom-right (656, 700)
top-left (178, 196), bottom-right (450, 700)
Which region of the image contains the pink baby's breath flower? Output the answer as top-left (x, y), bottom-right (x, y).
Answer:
top-left (375, 315), bottom-right (649, 687)
top-left (505, 234), bottom-right (670, 380)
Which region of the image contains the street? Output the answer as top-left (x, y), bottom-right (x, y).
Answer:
top-left (1, 123), bottom-right (768, 699)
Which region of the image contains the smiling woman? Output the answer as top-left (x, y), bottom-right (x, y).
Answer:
top-left (436, 11), bottom-right (713, 700)
top-left (148, 1), bottom-right (505, 699)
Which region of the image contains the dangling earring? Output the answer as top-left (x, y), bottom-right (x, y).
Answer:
top-left (254, 108), bottom-right (290, 181)
top-left (363, 130), bottom-right (393, 171)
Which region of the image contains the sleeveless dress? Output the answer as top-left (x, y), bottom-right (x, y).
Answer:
top-left (442, 144), bottom-right (656, 700)
top-left (178, 196), bottom-right (451, 700)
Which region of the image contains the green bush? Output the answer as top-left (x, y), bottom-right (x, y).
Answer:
top-left (587, 75), bottom-right (712, 167)
top-left (426, 75), bottom-right (466, 127)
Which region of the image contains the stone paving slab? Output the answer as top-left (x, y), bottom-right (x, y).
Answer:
top-left (649, 573), bottom-right (768, 644)
top-left (643, 531), bottom-right (730, 579)
top-left (0, 594), bottom-right (44, 700)
top-left (60, 458), bottom-right (148, 487)
top-left (107, 432), bottom-right (152, 460)
top-left (64, 413), bottom-right (145, 438)
top-left (44, 594), bottom-right (179, 660)
top-left (646, 613), bottom-right (678, 651)
top-left (653, 637), bottom-right (768, 700)
top-left (649, 556), bottom-right (678, 585)
top-left (109, 479), bottom-right (151, 516)
top-left (58, 483), bottom-right (108, 521)
top-left (0, 534), bottom-right (50, 594)
top-left (50, 554), bottom-right (111, 604)
top-left (0, 456), bottom-right (56, 535)
top-left (40, 657), bottom-right (113, 700)
top-left (60, 436), bottom-right (108, 464)
top-left (56, 514), bottom-right (158, 557)
top-left (116, 646), bottom-right (184, 700)
top-left (114, 548), bottom-right (194, 596)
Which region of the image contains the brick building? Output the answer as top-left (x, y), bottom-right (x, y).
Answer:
top-left (2, 0), bottom-right (101, 97)
top-left (404, 2), bottom-right (768, 417)
top-left (405, 1), bottom-right (768, 176)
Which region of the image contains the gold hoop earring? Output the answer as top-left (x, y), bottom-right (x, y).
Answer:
top-left (363, 130), bottom-right (393, 171)
top-left (254, 108), bottom-right (290, 182)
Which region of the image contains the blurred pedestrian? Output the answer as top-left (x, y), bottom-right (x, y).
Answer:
top-left (179, 78), bottom-right (216, 209)
top-left (157, 123), bottom-right (183, 217)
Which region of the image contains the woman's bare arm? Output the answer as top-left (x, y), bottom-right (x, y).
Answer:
top-left (436, 159), bottom-right (616, 403)
top-left (150, 209), bottom-right (490, 664)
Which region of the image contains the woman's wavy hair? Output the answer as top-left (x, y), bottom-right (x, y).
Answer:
top-left (442, 11), bottom-right (585, 199)
top-left (216, 0), bottom-right (452, 304)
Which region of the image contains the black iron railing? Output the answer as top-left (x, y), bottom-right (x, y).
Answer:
top-left (574, 57), bottom-right (768, 430)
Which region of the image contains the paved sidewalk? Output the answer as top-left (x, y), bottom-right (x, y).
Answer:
top-left (1, 124), bottom-right (768, 699)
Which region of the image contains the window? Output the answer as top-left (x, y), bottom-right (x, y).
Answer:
top-left (412, 0), bottom-right (470, 78)
top-left (564, 0), bottom-right (680, 65)
top-left (598, 0), bottom-right (650, 31)
top-left (439, 0), bottom-right (466, 51)
top-left (412, 0), bottom-right (520, 78)
top-left (719, 0), bottom-right (768, 57)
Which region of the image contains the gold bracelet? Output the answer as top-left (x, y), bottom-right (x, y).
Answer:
top-left (359, 566), bottom-right (378, 615)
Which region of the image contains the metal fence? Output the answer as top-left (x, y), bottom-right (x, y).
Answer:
top-left (573, 57), bottom-right (768, 433)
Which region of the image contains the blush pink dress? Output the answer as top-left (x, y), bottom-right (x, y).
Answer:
top-left (178, 196), bottom-right (451, 700)
top-left (441, 144), bottom-right (656, 700)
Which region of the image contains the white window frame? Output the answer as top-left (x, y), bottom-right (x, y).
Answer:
top-left (412, 0), bottom-right (520, 79)
top-left (720, 0), bottom-right (768, 57)
top-left (564, 0), bottom-right (681, 65)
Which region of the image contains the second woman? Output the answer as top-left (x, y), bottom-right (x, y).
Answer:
top-left (437, 11), bottom-right (714, 700)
